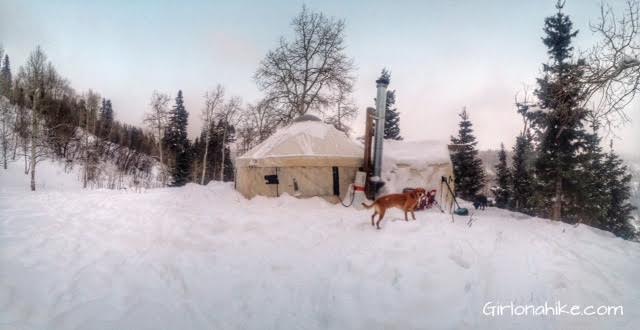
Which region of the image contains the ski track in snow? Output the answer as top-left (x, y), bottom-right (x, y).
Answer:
top-left (1, 161), bottom-right (640, 329)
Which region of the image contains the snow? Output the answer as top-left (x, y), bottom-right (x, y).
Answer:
top-left (529, 105), bottom-right (550, 114)
top-left (383, 139), bottom-right (451, 168)
top-left (0, 159), bottom-right (82, 192)
top-left (1, 160), bottom-right (640, 329)
top-left (238, 120), bottom-right (362, 160)
top-left (380, 140), bottom-right (453, 195)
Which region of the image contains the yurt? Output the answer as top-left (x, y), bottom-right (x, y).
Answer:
top-left (380, 140), bottom-right (456, 207)
top-left (235, 115), bottom-right (363, 202)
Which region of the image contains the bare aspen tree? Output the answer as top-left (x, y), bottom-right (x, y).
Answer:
top-left (0, 96), bottom-right (15, 169)
top-left (323, 88), bottom-right (357, 135)
top-left (215, 96), bottom-right (241, 181)
top-left (514, 86), bottom-right (536, 136)
top-left (255, 6), bottom-right (355, 123)
top-left (201, 85), bottom-right (224, 184)
top-left (238, 98), bottom-right (280, 153)
top-left (29, 92), bottom-right (39, 190)
top-left (17, 46), bottom-right (53, 191)
top-left (24, 91), bottom-right (50, 191)
top-left (11, 92), bottom-right (27, 163)
top-left (12, 89), bottom-right (30, 175)
top-left (584, 0), bottom-right (640, 129)
top-left (144, 91), bottom-right (170, 186)
top-left (20, 108), bottom-right (29, 175)
top-left (82, 90), bottom-right (100, 188)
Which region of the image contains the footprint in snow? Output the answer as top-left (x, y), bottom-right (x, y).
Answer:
top-left (448, 253), bottom-right (471, 269)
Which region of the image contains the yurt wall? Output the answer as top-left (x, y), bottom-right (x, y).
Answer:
top-left (236, 165), bottom-right (359, 201)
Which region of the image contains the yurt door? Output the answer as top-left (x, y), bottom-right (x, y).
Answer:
top-left (263, 167), bottom-right (279, 197)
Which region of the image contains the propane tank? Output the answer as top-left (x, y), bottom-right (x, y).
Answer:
top-left (352, 171), bottom-right (369, 209)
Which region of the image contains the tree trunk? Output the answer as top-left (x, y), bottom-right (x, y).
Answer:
top-left (30, 156), bottom-right (36, 191)
top-left (83, 145), bottom-right (87, 188)
top-left (201, 123), bottom-right (209, 185)
top-left (23, 142), bottom-right (28, 174)
top-left (2, 117), bottom-right (7, 169)
top-left (551, 172), bottom-right (562, 221)
top-left (2, 141), bottom-right (7, 169)
top-left (30, 103), bottom-right (37, 191)
top-left (83, 113), bottom-right (90, 188)
top-left (157, 126), bottom-right (165, 186)
top-left (92, 113), bottom-right (97, 136)
top-left (219, 125), bottom-right (226, 181)
top-left (11, 125), bottom-right (19, 160)
top-left (12, 136), bottom-right (17, 160)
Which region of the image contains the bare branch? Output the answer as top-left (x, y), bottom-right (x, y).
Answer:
top-left (255, 6), bottom-right (355, 124)
top-left (583, 0), bottom-right (640, 130)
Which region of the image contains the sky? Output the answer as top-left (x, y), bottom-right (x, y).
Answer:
top-left (1, 0), bottom-right (638, 156)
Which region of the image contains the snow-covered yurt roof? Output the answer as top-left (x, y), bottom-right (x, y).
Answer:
top-left (236, 115), bottom-right (363, 167)
top-left (380, 140), bottom-right (454, 194)
top-left (383, 140), bottom-right (452, 169)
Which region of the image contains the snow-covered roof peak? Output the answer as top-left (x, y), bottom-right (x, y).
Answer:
top-left (292, 114), bottom-right (322, 123)
top-left (237, 120), bottom-right (363, 165)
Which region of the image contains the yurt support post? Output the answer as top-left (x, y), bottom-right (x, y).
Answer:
top-left (363, 107), bottom-right (375, 175)
top-left (363, 107), bottom-right (376, 199)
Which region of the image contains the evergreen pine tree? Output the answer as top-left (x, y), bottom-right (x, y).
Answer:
top-left (378, 68), bottom-right (390, 84)
top-left (572, 120), bottom-right (609, 226)
top-left (164, 90), bottom-right (191, 186)
top-left (511, 135), bottom-right (535, 214)
top-left (221, 122), bottom-right (236, 181)
top-left (450, 108), bottom-right (486, 199)
top-left (190, 136), bottom-right (203, 183)
top-left (601, 142), bottom-right (637, 239)
top-left (173, 144), bottom-right (192, 186)
top-left (98, 99), bottom-right (114, 140)
top-left (0, 54), bottom-right (12, 98)
top-left (197, 120), bottom-right (220, 184)
top-left (202, 122), bottom-right (216, 183)
top-left (384, 90), bottom-right (402, 140)
top-left (494, 143), bottom-right (510, 208)
top-left (532, 1), bottom-right (587, 221)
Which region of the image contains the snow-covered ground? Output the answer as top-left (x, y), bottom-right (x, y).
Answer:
top-left (1, 161), bottom-right (639, 329)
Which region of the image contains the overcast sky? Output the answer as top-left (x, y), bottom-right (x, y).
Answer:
top-left (1, 0), bottom-right (638, 156)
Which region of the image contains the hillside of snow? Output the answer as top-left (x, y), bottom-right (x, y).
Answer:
top-left (1, 161), bottom-right (639, 329)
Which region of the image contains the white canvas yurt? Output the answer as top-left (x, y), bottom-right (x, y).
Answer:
top-left (235, 115), bottom-right (363, 202)
top-left (380, 140), bottom-right (456, 207)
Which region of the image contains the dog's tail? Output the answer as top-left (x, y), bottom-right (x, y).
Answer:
top-left (361, 202), bottom-right (375, 209)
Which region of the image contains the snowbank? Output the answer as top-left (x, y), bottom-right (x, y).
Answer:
top-left (0, 159), bottom-right (82, 192)
top-left (383, 139), bottom-right (452, 168)
top-left (380, 140), bottom-right (453, 195)
top-left (1, 160), bottom-right (639, 329)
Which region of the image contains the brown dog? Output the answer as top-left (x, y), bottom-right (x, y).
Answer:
top-left (362, 188), bottom-right (426, 229)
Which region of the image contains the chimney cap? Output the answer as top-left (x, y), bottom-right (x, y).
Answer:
top-left (375, 77), bottom-right (390, 86)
